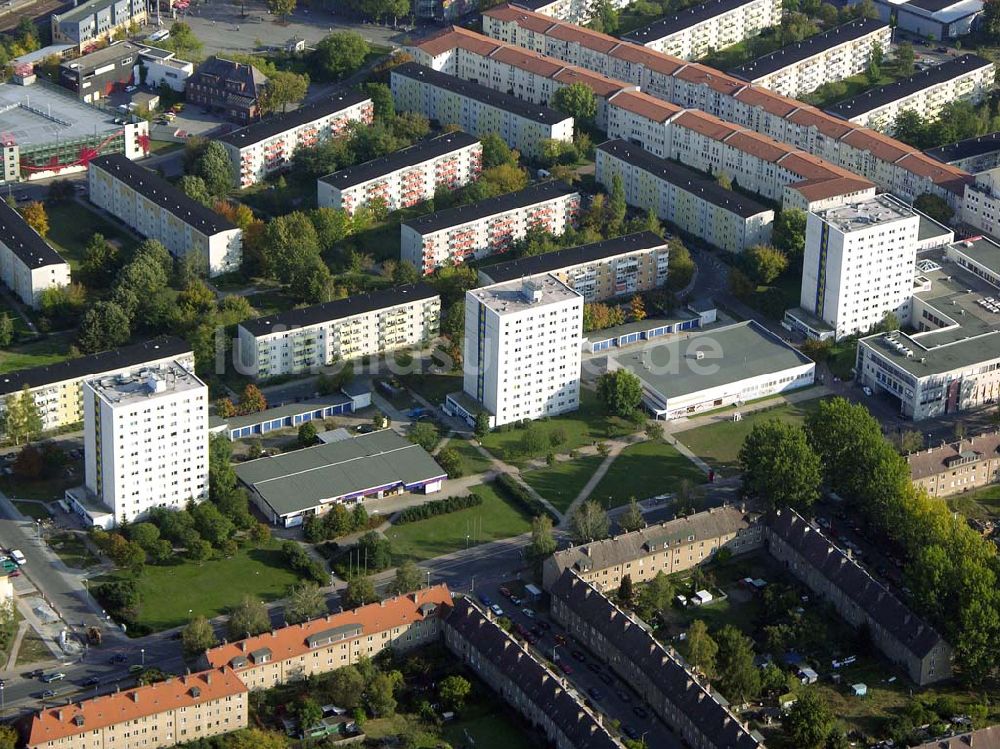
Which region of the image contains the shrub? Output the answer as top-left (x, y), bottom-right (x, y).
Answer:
top-left (496, 474), bottom-right (558, 521)
top-left (281, 540), bottom-right (328, 585)
top-left (395, 494), bottom-right (482, 525)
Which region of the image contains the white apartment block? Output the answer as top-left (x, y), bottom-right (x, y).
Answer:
top-left (605, 90), bottom-right (876, 212)
top-left (596, 138), bottom-right (774, 254)
top-left (730, 19), bottom-right (892, 98)
top-left (622, 0), bottom-right (783, 60)
top-left (237, 284), bottom-right (441, 379)
top-left (791, 195), bottom-right (919, 341)
top-left (0, 337), bottom-right (194, 437)
top-left (828, 54), bottom-right (994, 132)
top-left (475, 9), bottom-right (971, 208)
top-left (318, 131), bottom-right (482, 216)
top-left (459, 275), bottom-right (583, 427)
top-left (401, 181), bottom-right (581, 274)
top-left (390, 63), bottom-right (573, 160)
top-left (0, 199), bottom-right (70, 308)
top-left (83, 360), bottom-right (209, 525)
top-left (220, 91), bottom-right (373, 188)
top-left (88, 154), bottom-right (242, 276)
top-left (511, 0), bottom-right (629, 24)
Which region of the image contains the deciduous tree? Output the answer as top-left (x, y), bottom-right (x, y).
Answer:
top-left (715, 625), bottom-right (760, 703)
top-left (552, 81), bottom-right (596, 125)
top-left (569, 500), bottom-right (609, 543)
top-left (20, 201), bottom-right (48, 237)
top-left (618, 498), bottom-right (645, 533)
top-left (739, 419), bottom-right (822, 512)
top-left (285, 582), bottom-right (327, 624)
top-left (228, 595), bottom-right (270, 639)
top-left (683, 619), bottom-right (717, 676)
top-left (312, 32), bottom-right (369, 81)
top-left (530, 514), bottom-right (557, 558)
top-left (785, 688), bottom-right (835, 748)
top-left (597, 369), bottom-right (643, 418)
top-left (261, 70), bottom-right (308, 114)
top-left (438, 675), bottom-right (471, 711)
top-left (343, 574), bottom-right (378, 608)
top-left (181, 615), bottom-right (217, 657)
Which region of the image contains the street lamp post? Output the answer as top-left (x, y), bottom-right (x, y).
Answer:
top-left (140, 648), bottom-right (145, 667)
top-left (552, 642), bottom-right (562, 662)
top-left (1, 682), bottom-right (5, 716)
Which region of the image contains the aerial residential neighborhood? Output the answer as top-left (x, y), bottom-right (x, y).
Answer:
top-left (0, 0), bottom-right (999, 746)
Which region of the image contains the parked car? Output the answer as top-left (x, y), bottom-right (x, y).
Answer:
top-left (39, 689), bottom-right (56, 699)
top-left (571, 649), bottom-right (586, 661)
top-left (498, 586), bottom-right (511, 598)
top-left (489, 604), bottom-right (504, 617)
top-left (521, 607), bottom-right (535, 619)
top-left (40, 672), bottom-right (66, 683)
top-left (124, 85), bottom-right (137, 93)
top-left (558, 661), bottom-right (573, 675)
top-left (478, 594), bottom-right (492, 606)
top-left (82, 676), bottom-right (101, 688)
top-left (632, 705), bottom-right (649, 719)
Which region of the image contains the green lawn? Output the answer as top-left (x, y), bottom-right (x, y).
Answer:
top-left (402, 372), bottom-right (464, 405)
top-left (0, 465), bottom-right (81, 501)
top-left (45, 202), bottom-right (137, 273)
top-left (677, 398), bottom-right (827, 472)
top-left (96, 540), bottom-right (302, 632)
top-left (828, 339), bottom-right (858, 380)
top-left (479, 389), bottom-right (632, 466)
top-left (385, 482), bottom-right (532, 565)
top-left (0, 333), bottom-right (75, 375)
top-left (49, 532), bottom-right (99, 570)
top-left (442, 705), bottom-right (535, 749)
top-left (13, 501), bottom-right (51, 521)
top-left (238, 176), bottom-right (316, 217)
top-left (16, 631), bottom-right (52, 666)
top-left (522, 455), bottom-right (604, 513)
top-left (590, 439), bottom-right (705, 509)
top-left (147, 139), bottom-right (183, 154)
top-left (447, 438), bottom-right (493, 477)
top-left (947, 484), bottom-right (1000, 522)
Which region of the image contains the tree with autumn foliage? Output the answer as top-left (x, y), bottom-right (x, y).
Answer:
top-left (630, 295), bottom-right (646, 321)
top-left (216, 398), bottom-right (237, 418)
top-left (582, 302), bottom-right (626, 332)
top-left (237, 384), bottom-right (267, 415)
top-left (20, 201), bottom-right (49, 237)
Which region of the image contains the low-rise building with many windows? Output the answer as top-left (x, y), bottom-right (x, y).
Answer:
top-left (318, 131), bottom-right (481, 215)
top-left (390, 63), bottom-right (574, 159)
top-left (0, 199), bottom-right (70, 308)
top-left (477, 230), bottom-right (669, 301)
top-left (57, 41), bottom-right (144, 102)
top-left (88, 154), bottom-right (242, 276)
top-left (826, 54), bottom-right (994, 132)
top-left (729, 19), bottom-right (892, 98)
top-left (595, 138), bottom-right (775, 253)
top-left (205, 587), bottom-right (452, 689)
top-left (236, 284), bottom-right (440, 379)
top-left (401, 181), bottom-right (581, 273)
top-left (221, 90), bottom-right (374, 188)
top-left (542, 505), bottom-right (763, 590)
top-left (186, 57), bottom-right (267, 125)
top-left (510, 0), bottom-right (630, 23)
top-left (907, 431), bottom-right (1000, 498)
top-left (622, 0), bottom-right (782, 60)
top-left (27, 668), bottom-right (247, 749)
top-left (50, 0), bottom-right (148, 50)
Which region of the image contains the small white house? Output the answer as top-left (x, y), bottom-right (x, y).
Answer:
top-left (693, 590), bottom-right (714, 606)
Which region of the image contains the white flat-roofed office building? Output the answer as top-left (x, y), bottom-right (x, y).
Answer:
top-left (139, 46), bottom-right (194, 93)
top-left (0, 199), bottom-right (70, 308)
top-left (510, 0), bottom-right (630, 24)
top-left (221, 90), bottom-right (373, 188)
top-left (390, 63), bottom-right (573, 160)
top-left (826, 54), bottom-right (994, 132)
top-left (857, 239), bottom-right (1000, 420)
top-left (454, 275), bottom-right (583, 427)
top-left (729, 19), bottom-right (892, 98)
top-left (50, 0), bottom-right (147, 49)
top-left (318, 132), bottom-right (481, 216)
top-left (595, 138), bottom-right (775, 254)
top-left (866, 0), bottom-right (983, 40)
top-left (789, 195), bottom-right (921, 342)
top-left (88, 154), bottom-right (242, 276)
top-left (237, 284), bottom-right (441, 379)
top-left (622, 0), bottom-right (782, 60)
top-left (82, 360), bottom-right (208, 526)
top-left (604, 320), bottom-right (815, 419)
top-left (401, 181), bottom-right (581, 275)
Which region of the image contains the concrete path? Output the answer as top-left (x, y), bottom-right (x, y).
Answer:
top-left (558, 439), bottom-right (631, 528)
top-left (469, 443), bottom-right (564, 522)
top-left (4, 620), bottom-right (28, 671)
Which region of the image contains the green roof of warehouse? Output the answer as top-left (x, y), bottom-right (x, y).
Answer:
top-left (235, 429), bottom-right (446, 517)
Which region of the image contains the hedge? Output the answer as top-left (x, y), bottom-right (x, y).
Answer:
top-left (281, 541), bottom-right (328, 585)
top-left (496, 474), bottom-right (558, 521)
top-left (395, 494), bottom-right (483, 525)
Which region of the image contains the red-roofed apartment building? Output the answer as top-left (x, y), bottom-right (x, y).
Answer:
top-left (27, 667), bottom-right (248, 749)
top-left (204, 586), bottom-right (453, 691)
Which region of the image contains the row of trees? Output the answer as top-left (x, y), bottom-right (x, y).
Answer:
top-left (739, 397), bottom-right (1000, 682)
top-left (893, 100), bottom-right (1000, 152)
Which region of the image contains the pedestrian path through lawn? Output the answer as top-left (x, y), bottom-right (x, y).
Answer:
top-left (590, 439), bottom-right (706, 508)
top-left (521, 455), bottom-right (606, 514)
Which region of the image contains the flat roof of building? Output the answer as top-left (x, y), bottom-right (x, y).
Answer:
top-left (826, 54), bottom-right (993, 120)
top-left (730, 19), bottom-right (888, 81)
top-left (239, 282), bottom-right (438, 338)
top-left (818, 193), bottom-right (916, 233)
top-left (235, 429), bottom-right (447, 517)
top-left (597, 139), bottom-right (771, 217)
top-left (470, 273), bottom-right (580, 315)
top-left (402, 181), bottom-right (578, 236)
top-left (0, 199), bottom-right (67, 270)
top-left (320, 131), bottom-right (479, 191)
top-left (87, 360), bottom-right (204, 408)
top-left (480, 230), bottom-right (665, 284)
top-left (391, 62), bottom-right (572, 126)
top-left (623, 0), bottom-right (766, 44)
top-left (60, 41), bottom-right (145, 72)
top-left (53, 0), bottom-right (126, 24)
top-left (607, 320), bottom-right (813, 400)
top-left (0, 83), bottom-right (126, 149)
top-left (211, 393), bottom-right (352, 431)
top-left (90, 154), bottom-right (237, 236)
top-left (926, 130), bottom-right (1000, 164)
top-left (219, 88), bottom-right (370, 148)
top-left (0, 335), bottom-right (191, 397)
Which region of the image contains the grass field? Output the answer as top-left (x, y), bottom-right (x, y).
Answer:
top-left (590, 440), bottom-right (705, 508)
top-left (49, 532), bottom-right (99, 570)
top-left (385, 482), bottom-right (532, 565)
top-left (13, 501), bottom-right (51, 520)
top-left (97, 540), bottom-right (301, 632)
top-left (479, 390), bottom-right (632, 466)
top-left (677, 398), bottom-right (826, 472)
top-left (45, 202), bottom-right (137, 272)
top-left (1, 465), bottom-right (81, 502)
top-left (402, 372), bottom-right (463, 406)
top-left (16, 631), bottom-right (52, 666)
top-left (441, 705), bottom-right (535, 749)
top-left (447, 438), bottom-right (493, 477)
top-left (0, 333), bottom-right (75, 375)
top-left (947, 484), bottom-right (1000, 522)
top-left (522, 455), bottom-right (605, 513)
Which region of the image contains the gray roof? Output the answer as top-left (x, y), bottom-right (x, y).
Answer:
top-left (0, 198), bottom-right (67, 270)
top-left (54, 0), bottom-right (129, 24)
top-left (210, 393), bottom-right (352, 431)
top-left (445, 600), bottom-right (623, 749)
top-left (60, 42), bottom-right (144, 73)
top-left (220, 88), bottom-right (371, 148)
top-left (606, 320), bottom-right (814, 401)
top-left (550, 572), bottom-right (763, 749)
top-left (767, 509), bottom-right (947, 660)
top-left (551, 506), bottom-right (755, 578)
top-left (235, 429), bottom-right (446, 517)
top-left (305, 624), bottom-right (362, 648)
top-left (624, 0), bottom-right (773, 44)
top-left (909, 726), bottom-right (1000, 749)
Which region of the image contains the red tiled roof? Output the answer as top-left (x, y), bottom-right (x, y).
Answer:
top-left (610, 90), bottom-right (682, 122)
top-left (552, 66), bottom-right (628, 96)
top-left (206, 586), bottom-right (453, 671)
top-left (545, 22), bottom-right (622, 53)
top-left (673, 63), bottom-right (744, 95)
top-left (610, 43), bottom-right (685, 76)
top-left (414, 27), bottom-right (501, 58)
top-left (675, 110), bottom-right (739, 140)
top-left (792, 175), bottom-right (876, 202)
top-left (787, 107), bottom-right (857, 139)
top-left (842, 129), bottom-right (912, 163)
top-left (489, 45), bottom-right (566, 77)
top-left (897, 153), bottom-right (973, 193)
top-left (733, 86), bottom-right (799, 117)
top-left (724, 130), bottom-right (790, 163)
top-left (27, 668), bottom-right (247, 747)
top-left (483, 4), bottom-right (556, 33)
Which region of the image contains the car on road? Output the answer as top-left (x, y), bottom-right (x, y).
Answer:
top-left (129, 664), bottom-right (145, 674)
top-left (10, 550), bottom-right (25, 565)
top-left (489, 604), bottom-right (504, 617)
top-left (478, 594), bottom-right (492, 605)
top-left (571, 649), bottom-right (586, 661)
top-left (510, 595), bottom-right (522, 606)
top-left (40, 672), bottom-right (66, 683)
top-left (587, 662), bottom-right (601, 673)
top-left (863, 386), bottom-right (873, 396)
top-left (498, 586), bottom-right (511, 598)
top-left (26, 669), bottom-right (44, 678)
top-left (616, 688), bottom-right (632, 702)
top-left (587, 687), bottom-right (603, 700)
top-left (124, 85), bottom-right (137, 93)
top-left (356, 424), bottom-right (376, 434)
top-left (521, 607), bottom-right (534, 618)
top-left (558, 661), bottom-right (573, 675)
top-left (109, 653), bottom-right (127, 664)
top-left (39, 689), bottom-right (57, 699)
top-left (82, 676), bottom-right (100, 687)
top-left (632, 705), bottom-right (649, 719)
top-left (598, 672), bottom-right (613, 685)
top-left (622, 725), bottom-right (640, 740)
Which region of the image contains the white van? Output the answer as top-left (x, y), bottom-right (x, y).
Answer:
top-left (11, 550), bottom-right (25, 565)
